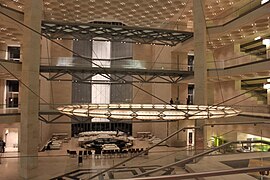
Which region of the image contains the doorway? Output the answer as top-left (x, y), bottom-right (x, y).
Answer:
top-left (3, 128), bottom-right (18, 152)
top-left (187, 129), bottom-right (195, 146)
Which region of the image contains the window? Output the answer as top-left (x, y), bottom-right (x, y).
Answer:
top-left (6, 80), bottom-right (19, 108)
top-left (188, 55), bottom-right (194, 71)
top-left (187, 84), bottom-right (194, 105)
top-left (8, 46), bottom-right (20, 61)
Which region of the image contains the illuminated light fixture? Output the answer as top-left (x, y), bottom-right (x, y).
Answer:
top-left (261, 0), bottom-right (269, 5)
top-left (57, 104), bottom-right (240, 121)
top-left (262, 39), bottom-right (270, 46)
top-left (254, 36), bottom-right (261, 40)
top-left (263, 79), bottom-right (270, 89)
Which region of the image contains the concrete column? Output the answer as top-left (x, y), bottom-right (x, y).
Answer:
top-left (193, 0), bottom-right (207, 151)
top-left (20, 0), bottom-right (42, 179)
top-left (0, 43), bottom-right (7, 59)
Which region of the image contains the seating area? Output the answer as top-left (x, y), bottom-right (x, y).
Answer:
top-left (43, 132), bottom-right (70, 151)
top-left (78, 131), bottom-right (129, 146)
top-left (66, 147), bottom-right (147, 159)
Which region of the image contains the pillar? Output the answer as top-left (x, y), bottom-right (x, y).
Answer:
top-left (20, 0), bottom-right (42, 178)
top-left (0, 43), bottom-right (7, 59)
top-left (193, 0), bottom-right (207, 151)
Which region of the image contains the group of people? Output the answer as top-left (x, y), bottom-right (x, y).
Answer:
top-left (0, 139), bottom-right (6, 153)
top-left (169, 97), bottom-right (180, 105)
top-left (170, 96), bottom-right (192, 105)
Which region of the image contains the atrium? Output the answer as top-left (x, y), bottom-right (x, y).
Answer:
top-left (0, 0), bottom-right (270, 179)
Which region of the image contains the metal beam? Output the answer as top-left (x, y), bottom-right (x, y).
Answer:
top-left (40, 65), bottom-right (193, 84)
top-left (41, 21), bottom-right (193, 46)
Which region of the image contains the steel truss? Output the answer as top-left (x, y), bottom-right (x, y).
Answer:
top-left (41, 21), bottom-right (193, 46)
top-left (40, 66), bottom-right (193, 84)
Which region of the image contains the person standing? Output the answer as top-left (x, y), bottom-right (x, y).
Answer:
top-left (0, 139), bottom-right (5, 153)
top-left (169, 98), bottom-right (173, 105)
top-left (175, 97), bottom-right (180, 105)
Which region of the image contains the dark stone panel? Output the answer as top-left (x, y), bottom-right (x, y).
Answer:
top-left (72, 40), bottom-right (92, 104)
top-left (110, 42), bottom-right (133, 103)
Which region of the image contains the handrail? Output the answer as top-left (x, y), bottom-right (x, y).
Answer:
top-left (206, 0), bottom-right (269, 28)
top-left (133, 141), bottom-right (233, 178)
top-left (130, 166), bottom-right (270, 180)
top-left (133, 140), bottom-right (270, 178)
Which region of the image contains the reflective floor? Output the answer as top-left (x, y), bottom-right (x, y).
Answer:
top-left (0, 138), bottom-right (192, 180)
top-left (1, 138), bottom-right (269, 180)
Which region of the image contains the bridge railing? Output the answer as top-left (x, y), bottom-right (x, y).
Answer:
top-left (40, 57), bottom-right (191, 71)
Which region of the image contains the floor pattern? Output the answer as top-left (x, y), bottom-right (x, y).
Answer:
top-left (51, 165), bottom-right (174, 180)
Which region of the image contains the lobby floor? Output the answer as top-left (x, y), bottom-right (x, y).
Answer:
top-left (0, 138), bottom-right (192, 180)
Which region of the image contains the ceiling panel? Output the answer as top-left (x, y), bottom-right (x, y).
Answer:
top-left (0, 0), bottom-right (269, 49)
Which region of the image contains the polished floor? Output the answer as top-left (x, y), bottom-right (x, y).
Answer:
top-left (0, 138), bottom-right (192, 180)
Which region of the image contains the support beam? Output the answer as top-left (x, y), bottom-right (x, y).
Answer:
top-left (20, 0), bottom-right (42, 179)
top-left (193, 0), bottom-right (207, 151)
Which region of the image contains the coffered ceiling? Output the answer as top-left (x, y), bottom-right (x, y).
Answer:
top-left (0, 0), bottom-right (269, 50)
top-left (0, 0), bottom-right (252, 27)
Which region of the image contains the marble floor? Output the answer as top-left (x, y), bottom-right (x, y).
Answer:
top-left (0, 138), bottom-right (193, 180)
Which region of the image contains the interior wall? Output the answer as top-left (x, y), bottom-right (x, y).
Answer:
top-left (72, 40), bottom-right (92, 104)
top-left (132, 44), bottom-right (153, 136)
top-left (110, 42), bottom-right (133, 103)
top-left (49, 40), bottom-right (73, 136)
top-left (214, 80), bottom-right (260, 106)
top-left (206, 115), bottom-right (270, 144)
top-left (0, 123), bottom-right (19, 147)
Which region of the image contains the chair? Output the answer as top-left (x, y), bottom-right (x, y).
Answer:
top-left (103, 150), bottom-right (108, 158)
top-left (122, 149), bottom-right (128, 157)
top-left (88, 150), bottom-right (92, 156)
top-left (115, 149), bottom-right (120, 157)
top-left (78, 155), bottom-right (83, 166)
top-left (95, 149), bottom-right (102, 159)
top-left (69, 150), bottom-right (77, 157)
top-left (83, 150), bottom-right (87, 159)
top-left (79, 151), bottom-right (83, 156)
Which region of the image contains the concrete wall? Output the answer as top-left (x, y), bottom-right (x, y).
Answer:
top-left (206, 115), bottom-right (270, 144)
top-left (49, 40), bottom-right (73, 136)
top-left (214, 80), bottom-right (260, 106)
